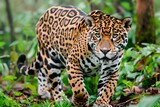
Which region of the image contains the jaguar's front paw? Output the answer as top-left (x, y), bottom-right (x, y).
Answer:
top-left (93, 97), bottom-right (112, 107)
top-left (38, 88), bottom-right (51, 99)
top-left (72, 93), bottom-right (89, 107)
top-left (41, 91), bottom-right (51, 99)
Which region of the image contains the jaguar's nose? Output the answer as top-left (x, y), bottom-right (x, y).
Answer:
top-left (100, 48), bottom-right (111, 54)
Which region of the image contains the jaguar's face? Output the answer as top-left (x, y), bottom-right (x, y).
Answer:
top-left (85, 10), bottom-right (132, 59)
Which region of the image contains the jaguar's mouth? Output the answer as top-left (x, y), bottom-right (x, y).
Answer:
top-left (101, 54), bottom-right (118, 61)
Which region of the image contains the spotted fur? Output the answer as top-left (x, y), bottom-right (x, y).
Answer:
top-left (17, 5), bottom-right (132, 107)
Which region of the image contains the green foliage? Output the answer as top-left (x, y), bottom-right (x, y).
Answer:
top-left (113, 43), bottom-right (160, 100)
top-left (0, 92), bottom-right (20, 107)
top-left (40, 100), bottom-right (55, 107)
top-left (121, 2), bottom-right (131, 11)
top-left (0, 41), bottom-right (5, 48)
top-left (13, 91), bottom-right (23, 97)
top-left (61, 71), bottom-right (73, 96)
top-left (3, 75), bottom-right (17, 81)
top-left (155, 81), bottom-right (160, 88)
top-left (19, 96), bottom-right (34, 106)
top-left (2, 76), bottom-right (17, 92)
top-left (129, 95), bottom-right (160, 107)
top-left (84, 77), bottom-right (97, 95)
top-left (61, 70), bottom-right (69, 86)
top-left (22, 83), bottom-right (38, 96)
top-left (38, 99), bottom-right (73, 107)
top-left (51, 92), bottom-right (73, 107)
top-left (54, 100), bottom-right (73, 107)
top-left (9, 37), bottom-right (37, 59)
top-left (0, 61), bottom-right (9, 74)
top-left (24, 76), bottom-right (38, 87)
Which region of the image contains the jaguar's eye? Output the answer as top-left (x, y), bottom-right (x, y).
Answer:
top-left (91, 43), bottom-right (96, 48)
top-left (92, 36), bottom-right (97, 41)
top-left (96, 33), bottom-right (100, 38)
top-left (112, 34), bottom-right (118, 38)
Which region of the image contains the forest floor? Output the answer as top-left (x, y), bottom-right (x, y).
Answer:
top-left (1, 74), bottom-right (160, 107)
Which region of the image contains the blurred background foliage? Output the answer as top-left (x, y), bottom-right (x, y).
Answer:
top-left (0, 0), bottom-right (160, 107)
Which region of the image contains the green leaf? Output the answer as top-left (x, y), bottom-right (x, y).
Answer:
top-left (31, 102), bottom-right (40, 107)
top-left (89, 95), bottom-right (97, 104)
top-left (121, 2), bottom-right (131, 10)
top-left (0, 42), bottom-right (5, 48)
top-left (61, 72), bottom-right (69, 86)
top-left (127, 72), bottom-right (140, 79)
top-left (9, 41), bottom-right (18, 47)
top-left (22, 24), bottom-right (35, 37)
top-left (0, 63), bottom-right (3, 72)
top-left (136, 75), bottom-right (144, 83)
top-left (54, 99), bottom-right (72, 107)
top-left (27, 39), bottom-right (37, 59)
top-left (146, 62), bottom-right (154, 73)
top-left (22, 83), bottom-right (37, 93)
top-left (10, 51), bottom-right (19, 64)
top-left (133, 55), bottom-right (142, 65)
top-left (0, 63), bottom-right (9, 73)
top-left (17, 40), bottom-right (27, 52)
top-left (20, 99), bottom-right (29, 104)
top-left (13, 91), bottom-right (23, 97)
top-left (122, 80), bottom-right (133, 88)
top-left (0, 92), bottom-right (20, 107)
top-left (2, 75), bottom-right (17, 81)
top-left (124, 62), bottom-right (134, 72)
top-left (64, 89), bottom-right (72, 95)
top-left (91, 0), bottom-right (101, 5)
top-left (140, 46), bottom-right (154, 57)
top-left (155, 81), bottom-right (160, 88)
top-left (129, 95), bottom-right (160, 107)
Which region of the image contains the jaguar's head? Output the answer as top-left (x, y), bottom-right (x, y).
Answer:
top-left (83, 10), bottom-right (132, 59)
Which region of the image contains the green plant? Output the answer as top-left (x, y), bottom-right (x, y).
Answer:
top-left (0, 60), bottom-right (9, 74)
top-left (129, 95), bottom-right (160, 107)
top-left (0, 92), bottom-right (20, 107)
top-left (54, 100), bottom-right (73, 107)
top-left (40, 100), bottom-right (54, 107)
top-left (113, 43), bottom-right (160, 101)
top-left (22, 83), bottom-right (38, 96)
top-left (2, 75), bottom-right (17, 92)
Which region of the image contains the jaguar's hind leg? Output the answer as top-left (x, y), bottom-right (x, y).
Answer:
top-left (37, 68), bottom-right (51, 99)
top-left (48, 69), bottom-right (64, 101)
top-left (43, 52), bottom-right (67, 102)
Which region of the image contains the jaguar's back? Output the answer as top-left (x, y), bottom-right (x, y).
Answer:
top-left (36, 6), bottom-right (86, 59)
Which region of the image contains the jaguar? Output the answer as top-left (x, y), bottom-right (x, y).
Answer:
top-left (17, 5), bottom-right (132, 107)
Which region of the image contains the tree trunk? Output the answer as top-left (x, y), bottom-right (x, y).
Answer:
top-left (5, 0), bottom-right (15, 42)
top-left (136, 0), bottom-right (155, 44)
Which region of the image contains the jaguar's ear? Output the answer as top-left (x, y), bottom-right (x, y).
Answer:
top-left (84, 16), bottom-right (94, 27)
top-left (78, 16), bottom-right (94, 31)
top-left (122, 17), bottom-right (132, 32)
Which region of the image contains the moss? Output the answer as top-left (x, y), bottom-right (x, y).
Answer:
top-left (0, 92), bottom-right (20, 107)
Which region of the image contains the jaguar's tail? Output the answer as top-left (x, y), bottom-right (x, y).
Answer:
top-left (17, 52), bottom-right (42, 75)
